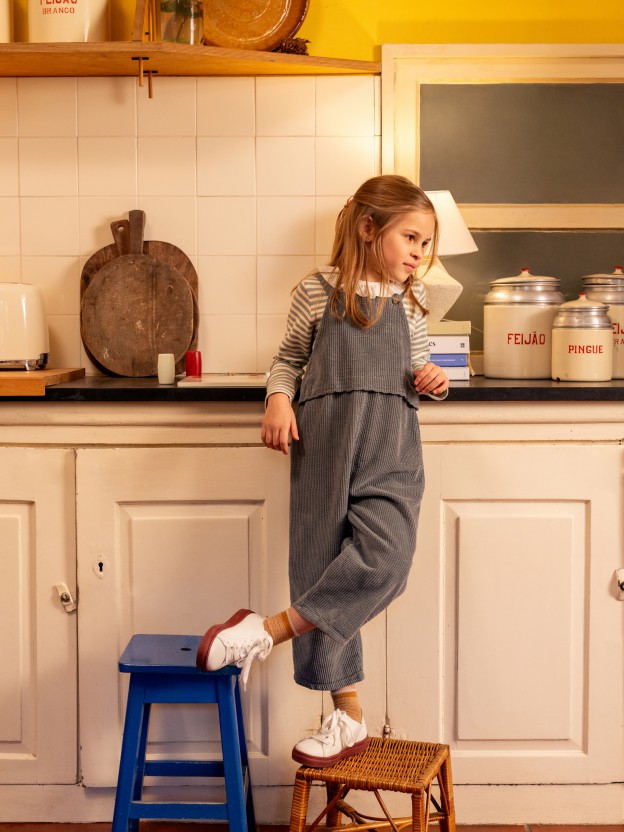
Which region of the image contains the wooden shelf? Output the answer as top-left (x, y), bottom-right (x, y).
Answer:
top-left (0, 41), bottom-right (380, 77)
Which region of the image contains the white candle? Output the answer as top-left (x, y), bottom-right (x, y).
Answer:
top-left (157, 353), bottom-right (176, 385)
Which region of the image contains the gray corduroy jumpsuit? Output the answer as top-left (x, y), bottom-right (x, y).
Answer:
top-left (289, 275), bottom-right (425, 691)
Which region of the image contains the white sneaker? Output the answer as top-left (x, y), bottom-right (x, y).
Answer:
top-left (292, 709), bottom-right (370, 768)
top-left (196, 608), bottom-right (273, 686)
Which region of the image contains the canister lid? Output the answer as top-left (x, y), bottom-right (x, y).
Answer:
top-left (485, 267), bottom-right (563, 305)
top-left (581, 266), bottom-right (624, 297)
top-left (552, 292), bottom-right (612, 329)
top-left (581, 266), bottom-right (623, 281)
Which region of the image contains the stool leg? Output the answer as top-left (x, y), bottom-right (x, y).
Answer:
top-left (289, 773), bottom-right (311, 832)
top-left (411, 791), bottom-right (426, 832)
top-left (112, 676), bottom-right (147, 832)
top-left (436, 754), bottom-right (456, 832)
top-left (218, 675), bottom-right (248, 832)
top-left (326, 782), bottom-right (343, 828)
top-left (235, 677), bottom-right (257, 832)
top-left (131, 702), bottom-right (151, 803)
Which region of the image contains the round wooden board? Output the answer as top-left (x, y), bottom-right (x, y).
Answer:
top-left (202, 0), bottom-right (308, 51)
top-left (81, 254), bottom-right (194, 377)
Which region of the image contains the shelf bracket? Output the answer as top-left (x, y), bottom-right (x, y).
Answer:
top-left (131, 56), bottom-right (157, 97)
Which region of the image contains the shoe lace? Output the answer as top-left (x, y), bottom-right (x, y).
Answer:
top-left (224, 635), bottom-right (272, 687)
top-left (314, 709), bottom-right (356, 748)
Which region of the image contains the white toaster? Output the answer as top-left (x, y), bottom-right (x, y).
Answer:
top-left (0, 283), bottom-right (49, 370)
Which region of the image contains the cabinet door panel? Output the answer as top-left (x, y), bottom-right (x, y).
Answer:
top-left (76, 447), bottom-right (317, 788)
top-left (0, 448), bottom-right (76, 784)
top-left (388, 444), bottom-right (623, 786)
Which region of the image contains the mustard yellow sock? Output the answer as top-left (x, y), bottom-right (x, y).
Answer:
top-left (263, 610), bottom-right (297, 646)
top-left (331, 690), bottom-right (362, 723)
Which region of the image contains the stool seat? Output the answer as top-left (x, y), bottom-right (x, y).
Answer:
top-left (112, 634), bottom-right (255, 832)
top-left (289, 737), bottom-right (455, 832)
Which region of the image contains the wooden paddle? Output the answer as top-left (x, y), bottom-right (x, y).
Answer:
top-left (81, 211), bottom-right (199, 364)
top-left (80, 210), bottom-right (194, 377)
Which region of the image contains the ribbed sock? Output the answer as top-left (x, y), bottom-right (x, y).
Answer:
top-left (331, 689), bottom-right (363, 723)
top-left (263, 610), bottom-right (297, 645)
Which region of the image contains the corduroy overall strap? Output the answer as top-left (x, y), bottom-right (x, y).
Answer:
top-left (299, 274), bottom-right (419, 408)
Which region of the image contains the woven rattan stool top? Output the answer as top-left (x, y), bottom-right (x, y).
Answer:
top-left (289, 736), bottom-right (455, 832)
top-left (296, 737), bottom-right (449, 793)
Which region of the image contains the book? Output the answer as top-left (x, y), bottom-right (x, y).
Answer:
top-left (428, 335), bottom-right (470, 353)
top-left (427, 320), bottom-right (471, 336)
top-left (430, 353), bottom-right (469, 367)
top-left (445, 366), bottom-right (471, 381)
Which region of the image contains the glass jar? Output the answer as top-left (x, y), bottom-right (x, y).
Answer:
top-left (161, 0), bottom-right (203, 44)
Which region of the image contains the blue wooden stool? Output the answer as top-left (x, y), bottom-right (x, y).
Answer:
top-left (112, 633), bottom-right (256, 832)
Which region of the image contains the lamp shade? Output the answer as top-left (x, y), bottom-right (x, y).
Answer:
top-left (425, 190), bottom-right (478, 257)
top-left (417, 190), bottom-right (477, 322)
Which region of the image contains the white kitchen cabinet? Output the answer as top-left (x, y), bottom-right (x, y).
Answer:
top-left (0, 399), bottom-right (621, 824)
top-left (388, 442), bottom-right (624, 816)
top-left (75, 445), bottom-right (325, 789)
top-left (0, 447), bottom-right (77, 785)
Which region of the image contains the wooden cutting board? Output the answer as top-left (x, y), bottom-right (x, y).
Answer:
top-left (0, 368), bottom-right (85, 396)
top-left (80, 211), bottom-right (196, 378)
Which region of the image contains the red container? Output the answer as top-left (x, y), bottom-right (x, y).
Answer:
top-left (185, 350), bottom-right (202, 377)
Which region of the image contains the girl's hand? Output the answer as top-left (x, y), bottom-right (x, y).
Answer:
top-left (414, 362), bottom-right (449, 396)
top-left (261, 392), bottom-right (300, 455)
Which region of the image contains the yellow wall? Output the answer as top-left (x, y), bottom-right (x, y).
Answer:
top-left (13, 0), bottom-right (624, 54)
top-left (296, 0), bottom-right (624, 61)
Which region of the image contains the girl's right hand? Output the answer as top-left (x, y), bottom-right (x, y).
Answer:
top-left (261, 392), bottom-right (300, 455)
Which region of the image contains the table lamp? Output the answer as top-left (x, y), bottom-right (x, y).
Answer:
top-left (417, 190), bottom-right (478, 321)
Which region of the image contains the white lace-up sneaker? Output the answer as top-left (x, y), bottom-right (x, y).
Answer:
top-left (292, 709), bottom-right (370, 767)
top-left (196, 608), bottom-right (273, 686)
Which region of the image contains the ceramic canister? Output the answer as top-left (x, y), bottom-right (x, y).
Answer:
top-left (551, 293), bottom-right (613, 382)
top-left (581, 266), bottom-right (624, 379)
top-left (483, 267), bottom-right (564, 379)
top-left (0, 0), bottom-right (12, 41)
top-left (28, 0), bottom-right (109, 41)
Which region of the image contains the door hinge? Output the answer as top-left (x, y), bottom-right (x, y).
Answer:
top-left (615, 569), bottom-right (624, 600)
top-left (55, 582), bottom-right (77, 613)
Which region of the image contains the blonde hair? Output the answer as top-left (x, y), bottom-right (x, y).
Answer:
top-left (328, 175), bottom-right (439, 328)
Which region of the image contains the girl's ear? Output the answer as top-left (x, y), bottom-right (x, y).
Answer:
top-left (359, 216), bottom-right (375, 242)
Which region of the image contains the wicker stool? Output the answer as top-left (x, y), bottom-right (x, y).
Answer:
top-left (112, 634), bottom-right (255, 832)
top-left (289, 737), bottom-right (455, 832)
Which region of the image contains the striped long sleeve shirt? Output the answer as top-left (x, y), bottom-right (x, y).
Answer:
top-left (266, 269), bottom-right (446, 402)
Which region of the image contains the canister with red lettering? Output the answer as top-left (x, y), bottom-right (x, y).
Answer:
top-left (581, 267), bottom-right (624, 379)
top-left (28, 0), bottom-right (109, 41)
top-left (483, 267), bottom-right (564, 379)
top-left (551, 293), bottom-right (613, 382)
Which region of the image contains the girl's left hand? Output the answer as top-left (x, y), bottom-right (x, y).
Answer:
top-left (414, 362), bottom-right (449, 396)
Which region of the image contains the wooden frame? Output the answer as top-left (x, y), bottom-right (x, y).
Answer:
top-left (381, 44), bottom-right (624, 229)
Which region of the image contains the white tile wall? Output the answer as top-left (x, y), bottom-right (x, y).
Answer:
top-left (0, 79), bottom-right (18, 136)
top-left (5, 74), bottom-right (379, 372)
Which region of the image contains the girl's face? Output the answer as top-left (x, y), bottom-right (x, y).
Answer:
top-left (377, 210), bottom-right (435, 284)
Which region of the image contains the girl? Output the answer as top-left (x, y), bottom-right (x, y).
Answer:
top-left (196, 175), bottom-right (449, 768)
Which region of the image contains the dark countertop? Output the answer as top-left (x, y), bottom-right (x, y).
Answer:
top-left (2, 375), bottom-right (624, 402)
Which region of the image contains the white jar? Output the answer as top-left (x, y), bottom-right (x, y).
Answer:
top-left (28, 0), bottom-right (109, 42)
top-left (582, 266), bottom-right (624, 379)
top-left (483, 268), bottom-right (564, 379)
top-left (551, 293), bottom-right (613, 382)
